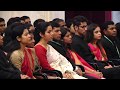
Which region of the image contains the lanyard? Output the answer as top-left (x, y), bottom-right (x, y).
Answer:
top-left (104, 35), bottom-right (120, 58)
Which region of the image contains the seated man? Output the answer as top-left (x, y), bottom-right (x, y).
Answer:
top-left (101, 21), bottom-right (120, 65)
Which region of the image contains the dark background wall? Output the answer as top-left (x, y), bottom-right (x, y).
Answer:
top-left (65, 11), bottom-right (111, 25)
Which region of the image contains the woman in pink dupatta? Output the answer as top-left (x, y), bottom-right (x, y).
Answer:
top-left (85, 23), bottom-right (112, 69)
top-left (60, 27), bottom-right (104, 79)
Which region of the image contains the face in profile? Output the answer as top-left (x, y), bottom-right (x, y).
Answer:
top-left (104, 25), bottom-right (117, 37)
top-left (75, 22), bottom-right (87, 36)
top-left (52, 27), bottom-right (61, 40)
top-left (93, 26), bottom-right (102, 40)
top-left (63, 31), bottom-right (72, 44)
top-left (17, 29), bottom-right (32, 46)
top-left (40, 25), bottom-right (53, 42)
top-left (0, 21), bottom-right (6, 33)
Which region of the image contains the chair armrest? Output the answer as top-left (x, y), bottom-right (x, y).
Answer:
top-left (109, 59), bottom-right (120, 66)
top-left (107, 61), bottom-right (114, 67)
top-left (33, 72), bottom-right (48, 79)
top-left (96, 61), bottom-right (109, 66)
top-left (42, 70), bottom-right (63, 79)
top-left (88, 62), bottom-right (99, 71)
top-left (76, 65), bottom-right (85, 72)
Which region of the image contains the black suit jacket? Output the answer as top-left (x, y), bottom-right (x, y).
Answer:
top-left (0, 49), bottom-right (21, 79)
top-left (101, 36), bottom-right (120, 60)
top-left (71, 35), bottom-right (95, 63)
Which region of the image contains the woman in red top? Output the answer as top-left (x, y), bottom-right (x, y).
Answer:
top-left (34, 22), bottom-right (55, 71)
top-left (34, 22), bottom-right (81, 79)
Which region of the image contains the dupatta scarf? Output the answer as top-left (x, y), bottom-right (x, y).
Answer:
top-left (88, 43), bottom-right (108, 61)
top-left (21, 48), bottom-right (35, 78)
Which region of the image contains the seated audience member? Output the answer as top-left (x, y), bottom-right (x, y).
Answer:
top-left (48, 21), bottom-right (88, 79)
top-left (3, 23), bottom-right (23, 51)
top-left (60, 27), bottom-right (104, 79)
top-left (20, 16), bottom-right (31, 24)
top-left (48, 21), bottom-right (76, 70)
top-left (33, 19), bottom-right (45, 28)
top-left (33, 19), bottom-right (45, 45)
top-left (115, 22), bottom-right (120, 41)
top-left (52, 18), bottom-right (67, 28)
top-left (71, 15), bottom-right (120, 79)
top-left (7, 17), bottom-right (21, 27)
top-left (85, 23), bottom-right (113, 69)
top-left (34, 22), bottom-right (55, 71)
top-left (5, 24), bottom-right (48, 79)
top-left (101, 21), bottom-right (120, 65)
top-left (66, 19), bottom-right (75, 36)
top-left (0, 17), bottom-right (6, 33)
top-left (48, 22), bottom-right (90, 79)
top-left (0, 31), bottom-right (29, 79)
top-left (34, 22), bottom-right (86, 79)
top-left (25, 23), bottom-right (35, 48)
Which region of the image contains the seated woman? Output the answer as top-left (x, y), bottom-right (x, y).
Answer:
top-left (60, 27), bottom-right (104, 79)
top-left (85, 23), bottom-right (113, 69)
top-left (0, 31), bottom-right (29, 79)
top-left (25, 23), bottom-right (35, 48)
top-left (5, 23), bottom-right (58, 79)
top-left (34, 22), bottom-right (86, 79)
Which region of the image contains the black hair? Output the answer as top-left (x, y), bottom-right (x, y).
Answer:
top-left (101, 21), bottom-right (114, 30)
top-left (85, 23), bottom-right (98, 43)
top-left (3, 22), bottom-right (23, 51)
top-left (73, 15), bottom-right (88, 27)
top-left (7, 17), bottom-right (21, 26)
top-left (33, 19), bottom-right (45, 28)
top-left (0, 17), bottom-right (5, 22)
top-left (21, 16), bottom-right (30, 21)
top-left (65, 19), bottom-right (73, 28)
top-left (34, 22), bottom-right (51, 44)
top-left (115, 22), bottom-right (120, 39)
top-left (50, 21), bottom-right (60, 28)
top-left (85, 23), bottom-right (107, 59)
top-left (6, 24), bottom-right (28, 58)
top-left (60, 27), bottom-right (72, 50)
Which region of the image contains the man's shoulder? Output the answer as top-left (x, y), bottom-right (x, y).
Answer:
top-left (48, 41), bottom-right (61, 47)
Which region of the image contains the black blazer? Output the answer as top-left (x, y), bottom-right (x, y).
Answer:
top-left (0, 49), bottom-right (21, 79)
top-left (101, 36), bottom-right (120, 60)
top-left (71, 35), bottom-right (95, 63)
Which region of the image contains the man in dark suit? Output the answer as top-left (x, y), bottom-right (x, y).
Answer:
top-left (101, 21), bottom-right (120, 65)
top-left (0, 32), bottom-right (29, 79)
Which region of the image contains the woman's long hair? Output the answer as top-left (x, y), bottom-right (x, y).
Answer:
top-left (85, 23), bottom-right (107, 59)
top-left (34, 22), bottom-right (51, 45)
top-left (6, 24), bottom-right (28, 59)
